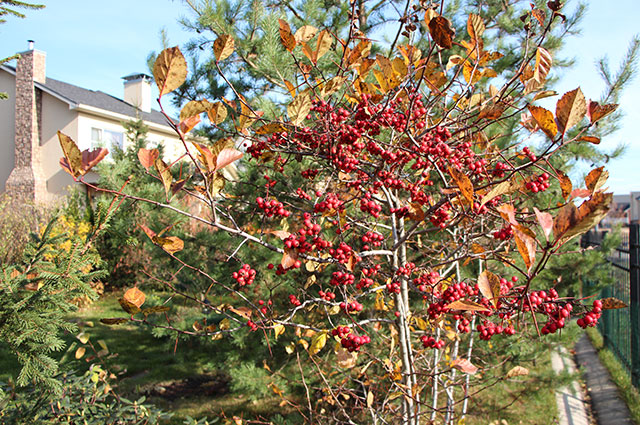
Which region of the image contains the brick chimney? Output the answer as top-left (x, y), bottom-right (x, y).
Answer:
top-left (5, 41), bottom-right (48, 203)
top-left (123, 73), bottom-right (152, 113)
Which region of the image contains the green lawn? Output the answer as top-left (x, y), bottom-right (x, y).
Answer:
top-left (1, 293), bottom-right (589, 424)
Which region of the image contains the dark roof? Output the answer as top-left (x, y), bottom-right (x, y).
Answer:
top-left (1, 65), bottom-right (170, 127)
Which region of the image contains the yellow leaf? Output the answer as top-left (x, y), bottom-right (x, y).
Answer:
top-left (285, 342), bottom-right (295, 354)
top-left (153, 46), bottom-right (187, 97)
top-left (315, 30), bottom-right (333, 62)
top-left (75, 347), bottom-right (86, 360)
top-left (213, 34), bottom-right (235, 61)
top-left (467, 13), bottom-right (485, 41)
top-left (274, 324), bottom-right (285, 339)
top-left (152, 235), bottom-right (184, 254)
top-left (294, 25), bottom-right (318, 43)
top-left (287, 91), bottom-right (312, 126)
top-left (58, 132), bottom-right (84, 178)
top-left (180, 99), bottom-right (213, 122)
top-left (208, 102), bottom-right (228, 125)
top-left (219, 318), bottom-right (230, 330)
top-left (154, 158), bottom-right (172, 197)
top-left (309, 331), bottom-right (328, 355)
top-left (506, 365), bottom-right (529, 378)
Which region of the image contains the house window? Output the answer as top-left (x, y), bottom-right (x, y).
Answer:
top-left (90, 127), bottom-right (124, 153)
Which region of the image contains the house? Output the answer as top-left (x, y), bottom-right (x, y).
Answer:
top-left (0, 42), bottom-right (186, 203)
top-left (600, 192), bottom-right (640, 228)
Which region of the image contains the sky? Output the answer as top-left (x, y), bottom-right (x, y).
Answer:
top-left (1, 0), bottom-right (639, 195)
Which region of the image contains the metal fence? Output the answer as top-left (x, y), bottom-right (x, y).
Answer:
top-left (582, 223), bottom-right (640, 388)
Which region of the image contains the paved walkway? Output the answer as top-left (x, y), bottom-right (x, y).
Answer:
top-left (573, 333), bottom-right (635, 425)
top-left (552, 345), bottom-right (590, 425)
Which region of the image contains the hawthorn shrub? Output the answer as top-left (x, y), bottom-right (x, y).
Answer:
top-left (57, 2), bottom-right (624, 424)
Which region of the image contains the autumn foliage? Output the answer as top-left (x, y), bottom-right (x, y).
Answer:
top-left (58, 2), bottom-right (624, 424)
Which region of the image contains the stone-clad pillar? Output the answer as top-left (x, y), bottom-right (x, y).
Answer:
top-left (5, 47), bottom-right (48, 203)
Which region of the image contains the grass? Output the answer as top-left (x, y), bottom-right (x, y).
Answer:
top-left (585, 327), bottom-right (640, 424)
top-left (1, 292), bottom-right (594, 424)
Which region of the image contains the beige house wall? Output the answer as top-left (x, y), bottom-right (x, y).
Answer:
top-left (76, 111), bottom-right (185, 162)
top-left (41, 90), bottom-right (78, 195)
top-left (0, 71), bottom-right (17, 191)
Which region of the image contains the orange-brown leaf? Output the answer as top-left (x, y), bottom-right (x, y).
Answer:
top-left (556, 88), bottom-right (587, 136)
top-left (452, 358), bottom-right (478, 374)
top-left (154, 158), bottom-right (172, 197)
top-left (138, 148), bottom-right (159, 171)
top-left (496, 204), bottom-right (517, 226)
top-left (527, 105), bottom-right (557, 139)
top-left (152, 235), bottom-right (184, 254)
top-left (578, 135), bottom-right (601, 144)
top-left (278, 19), bottom-right (296, 52)
top-left (428, 16), bottom-right (455, 49)
top-left (600, 297), bottom-right (628, 310)
top-left (584, 166), bottom-right (609, 194)
top-left (281, 247), bottom-right (298, 269)
top-left (553, 191), bottom-right (613, 246)
top-left (448, 167), bottom-right (474, 204)
top-left (477, 270), bottom-right (501, 308)
top-left (123, 287), bottom-right (146, 308)
top-left (513, 226), bottom-right (536, 273)
top-left (558, 170), bottom-right (572, 200)
top-left (445, 299), bottom-right (490, 312)
top-left (587, 101), bottom-right (618, 124)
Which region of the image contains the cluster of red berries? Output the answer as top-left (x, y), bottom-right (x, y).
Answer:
top-left (420, 335), bottom-right (445, 349)
top-left (492, 161), bottom-right (510, 178)
top-left (257, 299), bottom-right (272, 315)
top-left (314, 192), bottom-right (345, 214)
top-left (331, 271), bottom-right (356, 286)
top-left (247, 320), bottom-right (259, 331)
top-left (413, 270), bottom-right (441, 293)
top-left (340, 332), bottom-right (371, 352)
top-left (296, 187), bottom-right (312, 200)
top-left (456, 316), bottom-right (472, 333)
top-left (396, 262), bottom-right (416, 276)
top-left (289, 294), bottom-right (301, 307)
top-left (318, 290), bottom-right (336, 301)
top-left (360, 198), bottom-right (382, 218)
top-left (493, 225), bottom-right (514, 241)
top-left (522, 146), bottom-right (537, 162)
top-left (256, 197), bottom-right (290, 218)
top-left (477, 320), bottom-right (516, 340)
top-left (577, 300), bottom-right (603, 328)
top-left (361, 231), bottom-right (384, 249)
top-left (301, 168), bottom-right (319, 179)
top-left (332, 325), bottom-right (352, 339)
top-left (429, 203), bottom-right (451, 229)
top-left (329, 242), bottom-right (358, 265)
top-left (232, 264), bottom-right (256, 286)
top-left (525, 173), bottom-right (550, 193)
top-left (340, 300), bottom-right (363, 313)
top-left (428, 282), bottom-right (477, 319)
top-left (386, 280), bottom-right (401, 294)
top-left (541, 302), bottom-right (573, 335)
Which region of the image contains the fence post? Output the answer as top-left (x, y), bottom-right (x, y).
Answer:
top-left (630, 223), bottom-right (640, 388)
